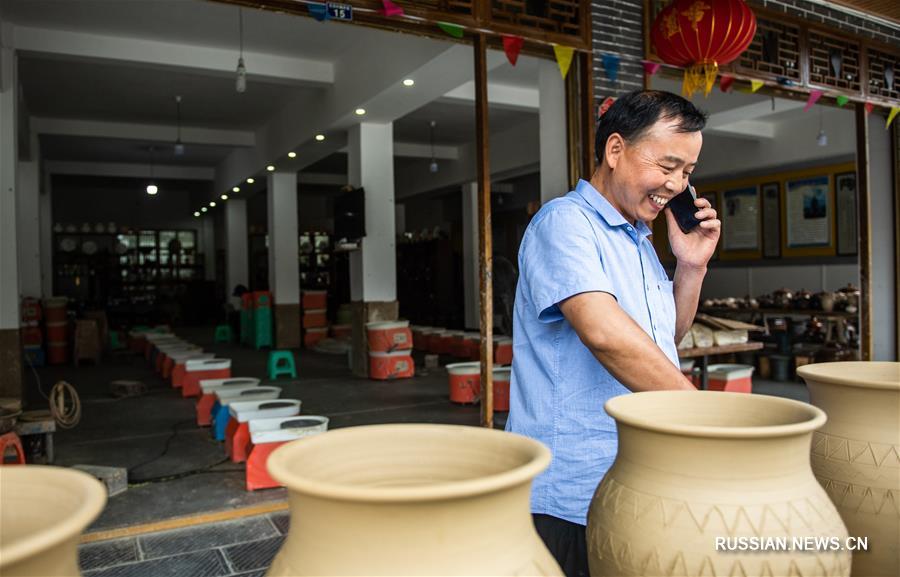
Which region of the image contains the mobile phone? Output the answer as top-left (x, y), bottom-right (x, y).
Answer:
top-left (666, 184), bottom-right (703, 233)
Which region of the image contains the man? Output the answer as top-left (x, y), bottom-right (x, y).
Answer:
top-left (506, 90), bottom-right (721, 576)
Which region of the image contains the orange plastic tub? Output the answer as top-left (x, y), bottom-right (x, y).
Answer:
top-left (45, 322), bottom-right (67, 343)
top-left (302, 309), bottom-right (327, 329)
top-left (301, 290), bottom-right (327, 310)
top-left (368, 351), bottom-right (414, 380)
top-left (494, 337), bottom-right (513, 365)
top-left (446, 362), bottom-right (481, 404)
top-left (42, 297), bottom-right (67, 323)
top-left (304, 327), bottom-right (328, 348)
top-left (330, 324), bottom-right (351, 340)
top-left (47, 341), bottom-right (68, 365)
top-left (493, 366), bottom-right (511, 412)
top-left (366, 321), bottom-right (412, 352)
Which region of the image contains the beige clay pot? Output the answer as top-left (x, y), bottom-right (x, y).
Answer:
top-left (0, 465), bottom-right (107, 576)
top-left (798, 361), bottom-right (900, 577)
top-left (266, 423), bottom-right (562, 576)
top-left (587, 391), bottom-right (850, 577)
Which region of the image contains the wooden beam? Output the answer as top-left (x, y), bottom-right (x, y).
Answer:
top-left (894, 122), bottom-right (900, 360)
top-left (855, 103), bottom-right (873, 361)
top-left (579, 50), bottom-right (595, 179)
top-left (474, 33), bottom-right (493, 429)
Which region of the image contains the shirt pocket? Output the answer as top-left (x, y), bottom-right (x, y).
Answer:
top-left (654, 280), bottom-right (677, 342)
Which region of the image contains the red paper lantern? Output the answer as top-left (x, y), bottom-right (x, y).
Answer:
top-left (652, 0), bottom-right (757, 96)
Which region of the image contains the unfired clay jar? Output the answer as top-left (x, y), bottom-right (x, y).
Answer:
top-left (265, 423), bottom-right (562, 576)
top-left (0, 465), bottom-right (107, 576)
top-left (587, 391), bottom-right (850, 577)
top-left (798, 361), bottom-right (900, 577)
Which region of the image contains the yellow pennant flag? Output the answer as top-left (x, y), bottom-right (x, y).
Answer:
top-left (750, 80), bottom-right (764, 93)
top-left (553, 45), bottom-right (574, 80)
top-left (886, 107), bottom-right (899, 129)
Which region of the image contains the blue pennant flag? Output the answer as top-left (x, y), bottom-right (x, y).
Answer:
top-left (309, 3), bottom-right (330, 22)
top-left (602, 53), bottom-right (621, 83)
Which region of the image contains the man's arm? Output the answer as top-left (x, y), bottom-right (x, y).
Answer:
top-left (673, 264), bottom-right (706, 344)
top-left (559, 291), bottom-right (695, 392)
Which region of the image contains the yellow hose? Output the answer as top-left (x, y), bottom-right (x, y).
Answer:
top-left (49, 380), bottom-right (81, 429)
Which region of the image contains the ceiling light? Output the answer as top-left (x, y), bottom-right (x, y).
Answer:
top-left (402, 78), bottom-right (415, 87)
top-left (209, 201), bottom-right (216, 207)
top-left (355, 108), bottom-right (366, 116)
top-left (246, 177), bottom-right (255, 184)
top-left (146, 184), bottom-right (158, 195)
top-left (235, 9), bottom-right (247, 93)
top-left (816, 107), bottom-right (828, 147)
top-left (315, 134), bottom-right (325, 141)
top-left (202, 207), bottom-right (208, 213)
top-left (194, 211), bottom-right (200, 217)
top-left (174, 95), bottom-right (185, 155)
top-left (288, 151), bottom-right (297, 158)
top-left (232, 186), bottom-right (240, 193)
top-left (145, 146), bottom-right (159, 195)
top-left (221, 194), bottom-right (229, 200)
top-left (428, 120), bottom-right (439, 174)
top-left (266, 165), bottom-right (275, 171)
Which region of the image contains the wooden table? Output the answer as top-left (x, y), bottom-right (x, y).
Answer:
top-left (678, 342), bottom-right (764, 390)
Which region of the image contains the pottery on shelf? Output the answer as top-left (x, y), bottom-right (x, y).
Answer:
top-left (265, 423), bottom-right (562, 576)
top-left (587, 391), bottom-right (850, 577)
top-left (798, 362), bottom-right (900, 577)
top-left (0, 465), bottom-right (107, 576)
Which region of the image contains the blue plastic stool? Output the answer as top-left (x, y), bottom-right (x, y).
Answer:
top-left (212, 401), bottom-right (231, 441)
top-left (268, 350), bottom-right (297, 379)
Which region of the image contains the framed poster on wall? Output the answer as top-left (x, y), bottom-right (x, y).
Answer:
top-left (761, 182), bottom-right (781, 258)
top-left (785, 175), bottom-right (831, 249)
top-left (835, 172), bottom-right (858, 256)
top-left (721, 186), bottom-right (760, 252)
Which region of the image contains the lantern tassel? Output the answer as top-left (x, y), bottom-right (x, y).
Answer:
top-left (682, 62), bottom-right (720, 98)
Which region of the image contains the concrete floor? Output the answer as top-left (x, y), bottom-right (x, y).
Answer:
top-left (24, 326), bottom-right (808, 535)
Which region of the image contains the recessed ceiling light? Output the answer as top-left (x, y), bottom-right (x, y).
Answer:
top-left (246, 177), bottom-right (255, 184)
top-left (355, 108), bottom-right (366, 116)
top-left (315, 134), bottom-right (325, 141)
top-left (146, 184), bottom-right (158, 195)
top-left (288, 151), bottom-right (297, 158)
top-left (201, 207), bottom-right (208, 213)
top-left (221, 194), bottom-right (229, 200)
top-left (209, 201), bottom-right (216, 207)
top-left (403, 78), bottom-right (415, 87)
top-left (193, 211), bottom-right (200, 217)
top-left (266, 165), bottom-right (275, 171)
top-left (232, 186), bottom-right (240, 193)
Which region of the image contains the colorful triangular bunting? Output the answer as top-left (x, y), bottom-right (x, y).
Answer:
top-left (750, 80), bottom-right (764, 93)
top-left (308, 2), bottom-right (329, 21)
top-left (601, 53), bottom-right (620, 83)
top-left (381, 0), bottom-right (404, 17)
top-left (436, 22), bottom-right (464, 39)
top-left (887, 107), bottom-right (899, 129)
top-left (719, 75), bottom-right (734, 93)
top-left (553, 44), bottom-right (574, 80)
top-left (502, 35), bottom-right (524, 67)
top-left (836, 95), bottom-right (849, 107)
top-left (642, 61), bottom-right (661, 76)
top-left (803, 89), bottom-right (823, 112)
top-left (865, 102), bottom-right (875, 115)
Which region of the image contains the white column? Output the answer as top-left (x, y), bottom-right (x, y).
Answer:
top-left (202, 217), bottom-right (215, 281)
top-left (224, 198), bottom-right (248, 307)
top-left (0, 37), bottom-right (20, 330)
top-left (539, 58), bottom-right (568, 204)
top-left (347, 122), bottom-right (396, 303)
top-left (40, 169), bottom-right (53, 297)
top-left (868, 113), bottom-right (897, 361)
top-left (462, 182), bottom-right (480, 329)
top-left (266, 171), bottom-right (299, 305)
top-left (17, 134), bottom-right (41, 299)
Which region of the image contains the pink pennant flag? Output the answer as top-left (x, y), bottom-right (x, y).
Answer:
top-left (381, 0), bottom-right (404, 17)
top-left (502, 35), bottom-right (524, 67)
top-left (803, 90), bottom-right (823, 112)
top-left (642, 61), bottom-right (661, 76)
top-left (864, 102), bottom-right (875, 115)
top-left (719, 75), bottom-right (735, 93)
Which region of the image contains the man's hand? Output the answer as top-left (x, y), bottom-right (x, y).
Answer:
top-left (666, 195), bottom-right (720, 270)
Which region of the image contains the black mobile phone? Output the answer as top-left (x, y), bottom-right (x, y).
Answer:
top-left (666, 184), bottom-right (703, 233)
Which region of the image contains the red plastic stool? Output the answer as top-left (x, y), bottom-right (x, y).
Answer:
top-left (245, 441), bottom-right (287, 491)
top-left (225, 400), bottom-right (300, 463)
top-left (170, 352), bottom-right (213, 388)
top-left (182, 359), bottom-right (231, 398)
top-left (245, 416), bottom-right (329, 491)
top-left (0, 431), bottom-right (26, 465)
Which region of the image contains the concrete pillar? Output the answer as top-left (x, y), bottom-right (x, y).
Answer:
top-left (347, 122), bottom-right (398, 375)
top-left (224, 198), bottom-right (248, 309)
top-left (40, 170), bottom-right (53, 297)
top-left (462, 182), bottom-right (480, 330)
top-left (0, 37), bottom-right (22, 399)
top-left (16, 157), bottom-right (40, 298)
top-left (395, 203), bottom-right (406, 236)
top-left (267, 171), bottom-right (300, 349)
top-left (868, 113), bottom-right (897, 361)
top-left (539, 58), bottom-right (568, 203)
top-left (201, 216), bottom-right (215, 282)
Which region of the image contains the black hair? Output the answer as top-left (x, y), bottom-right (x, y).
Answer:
top-left (595, 90), bottom-right (707, 164)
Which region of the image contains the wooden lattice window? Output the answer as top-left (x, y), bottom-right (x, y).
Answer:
top-left (866, 48), bottom-right (899, 101)
top-left (807, 30), bottom-right (862, 94)
top-left (491, 0), bottom-right (582, 37)
top-left (384, 0), bottom-right (474, 17)
top-left (735, 18), bottom-right (801, 81)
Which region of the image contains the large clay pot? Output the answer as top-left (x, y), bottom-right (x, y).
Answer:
top-left (266, 423), bottom-right (562, 576)
top-left (0, 465), bottom-right (107, 576)
top-left (587, 391), bottom-right (850, 577)
top-left (798, 361), bottom-right (900, 577)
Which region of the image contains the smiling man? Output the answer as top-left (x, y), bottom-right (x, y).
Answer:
top-left (507, 90), bottom-right (721, 576)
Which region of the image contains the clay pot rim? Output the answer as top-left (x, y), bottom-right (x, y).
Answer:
top-left (267, 423), bottom-right (551, 502)
top-left (605, 391), bottom-right (827, 439)
top-left (0, 466), bottom-right (107, 568)
top-left (797, 361), bottom-right (900, 391)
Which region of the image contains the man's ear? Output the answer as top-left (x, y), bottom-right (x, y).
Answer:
top-left (605, 133), bottom-right (625, 170)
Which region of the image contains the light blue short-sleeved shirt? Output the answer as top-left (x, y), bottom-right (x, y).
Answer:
top-left (506, 179), bottom-right (679, 526)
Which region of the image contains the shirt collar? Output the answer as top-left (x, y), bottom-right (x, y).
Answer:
top-left (574, 179), bottom-right (653, 239)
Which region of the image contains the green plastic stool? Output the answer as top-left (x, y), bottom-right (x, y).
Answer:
top-left (268, 350), bottom-right (297, 379)
top-left (109, 331), bottom-right (125, 350)
top-left (214, 324), bottom-right (233, 343)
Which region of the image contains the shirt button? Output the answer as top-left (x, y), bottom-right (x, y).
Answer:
top-left (626, 226), bottom-right (633, 232)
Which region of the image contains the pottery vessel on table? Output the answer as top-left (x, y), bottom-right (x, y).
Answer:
top-left (587, 391), bottom-right (850, 577)
top-left (798, 362), bottom-right (900, 577)
top-left (265, 423), bottom-right (562, 576)
top-left (0, 465), bottom-right (107, 576)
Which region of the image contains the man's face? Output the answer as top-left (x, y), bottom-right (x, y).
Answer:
top-left (606, 118), bottom-right (703, 224)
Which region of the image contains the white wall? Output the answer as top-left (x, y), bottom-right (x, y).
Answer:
top-left (701, 264), bottom-right (858, 299)
top-left (16, 157), bottom-right (40, 298)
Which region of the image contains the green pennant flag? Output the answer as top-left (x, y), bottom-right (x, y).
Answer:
top-left (836, 95), bottom-right (849, 107)
top-left (437, 22), bottom-right (464, 39)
